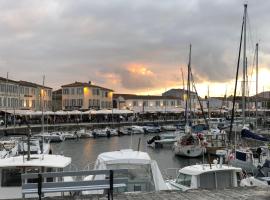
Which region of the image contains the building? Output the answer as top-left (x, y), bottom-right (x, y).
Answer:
top-left (61, 81), bottom-right (113, 110)
top-left (0, 77), bottom-right (52, 111)
top-left (113, 94), bottom-right (184, 112)
top-left (162, 88), bottom-right (197, 100)
top-left (18, 81), bottom-right (52, 111)
top-left (52, 89), bottom-right (62, 111)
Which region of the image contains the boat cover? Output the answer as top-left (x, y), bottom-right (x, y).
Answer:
top-left (241, 129), bottom-right (268, 142)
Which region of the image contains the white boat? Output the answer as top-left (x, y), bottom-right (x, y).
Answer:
top-left (17, 138), bottom-right (51, 155)
top-left (0, 154), bottom-right (72, 199)
top-left (93, 127), bottom-right (118, 137)
top-left (143, 125), bottom-right (161, 133)
top-left (167, 151), bottom-right (243, 190)
top-left (82, 149), bottom-right (168, 195)
top-left (161, 125), bottom-right (176, 131)
top-left (61, 131), bottom-right (79, 140)
top-left (119, 126), bottom-right (145, 135)
top-left (77, 129), bottom-right (93, 138)
top-left (173, 127), bottom-right (205, 157)
top-left (35, 132), bottom-right (65, 142)
top-left (147, 132), bottom-right (183, 148)
top-left (0, 139), bottom-right (18, 158)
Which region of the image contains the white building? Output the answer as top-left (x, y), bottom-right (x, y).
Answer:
top-left (0, 77), bottom-right (52, 111)
top-left (113, 94), bottom-right (184, 113)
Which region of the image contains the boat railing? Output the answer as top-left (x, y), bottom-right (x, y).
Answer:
top-left (162, 168), bottom-right (179, 180)
top-left (68, 163), bottom-right (79, 172)
top-left (83, 162), bottom-right (96, 171)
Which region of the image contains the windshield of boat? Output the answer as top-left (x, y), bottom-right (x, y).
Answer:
top-left (106, 163), bottom-right (155, 192)
top-left (175, 173), bottom-right (192, 187)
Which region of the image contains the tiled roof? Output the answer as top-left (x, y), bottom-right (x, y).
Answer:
top-left (61, 81), bottom-right (113, 91)
top-left (18, 81), bottom-right (52, 89)
top-left (113, 93), bottom-right (181, 100)
top-left (0, 76), bottom-right (18, 84)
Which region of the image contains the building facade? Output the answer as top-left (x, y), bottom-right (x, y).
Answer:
top-left (61, 81), bottom-right (113, 110)
top-left (0, 77), bottom-right (52, 111)
top-left (52, 89), bottom-right (62, 111)
top-left (113, 94), bottom-right (184, 112)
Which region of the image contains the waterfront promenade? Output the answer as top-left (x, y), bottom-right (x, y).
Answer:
top-left (19, 188), bottom-right (270, 200)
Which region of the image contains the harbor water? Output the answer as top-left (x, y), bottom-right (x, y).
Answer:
top-left (50, 132), bottom-right (202, 173)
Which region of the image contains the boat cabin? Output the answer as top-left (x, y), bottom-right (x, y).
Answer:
top-left (168, 164), bottom-right (242, 191)
top-left (0, 154), bottom-right (71, 199)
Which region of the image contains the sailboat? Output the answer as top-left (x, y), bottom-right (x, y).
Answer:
top-left (173, 45), bottom-right (205, 157)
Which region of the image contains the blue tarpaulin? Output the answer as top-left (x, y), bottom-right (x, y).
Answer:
top-left (241, 129), bottom-right (269, 142)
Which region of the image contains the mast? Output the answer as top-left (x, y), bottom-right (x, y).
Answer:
top-left (4, 72), bottom-right (8, 129)
top-left (255, 43), bottom-right (259, 129)
top-left (208, 86), bottom-right (210, 119)
top-left (185, 44), bottom-right (192, 126)
top-left (229, 5), bottom-right (245, 143)
top-left (242, 4), bottom-right (247, 125)
top-left (41, 75), bottom-right (45, 154)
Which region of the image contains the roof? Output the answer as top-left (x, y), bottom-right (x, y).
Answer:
top-left (179, 164), bottom-right (242, 176)
top-left (163, 88), bottom-right (197, 95)
top-left (0, 76), bottom-right (18, 84)
top-left (61, 81), bottom-right (113, 91)
top-left (18, 81), bottom-right (52, 89)
top-left (113, 93), bottom-right (180, 100)
top-left (96, 149), bottom-right (152, 165)
top-left (0, 154), bottom-right (71, 168)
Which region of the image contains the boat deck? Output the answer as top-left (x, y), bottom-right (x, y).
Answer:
top-left (21, 187), bottom-right (270, 200)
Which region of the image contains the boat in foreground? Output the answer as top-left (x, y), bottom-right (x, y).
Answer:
top-left (0, 154), bottom-right (71, 199)
top-left (83, 149), bottom-right (168, 195)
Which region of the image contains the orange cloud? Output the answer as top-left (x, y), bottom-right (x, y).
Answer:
top-left (126, 63), bottom-right (154, 76)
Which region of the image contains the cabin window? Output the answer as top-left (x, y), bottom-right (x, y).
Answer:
top-left (1, 169), bottom-right (21, 187)
top-left (176, 173), bottom-right (192, 187)
top-left (107, 163), bottom-right (155, 192)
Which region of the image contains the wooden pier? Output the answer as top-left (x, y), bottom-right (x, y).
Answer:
top-left (19, 187), bottom-right (269, 200)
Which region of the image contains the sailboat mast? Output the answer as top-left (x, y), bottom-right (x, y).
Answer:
top-left (186, 44), bottom-right (192, 125)
top-left (242, 4), bottom-right (247, 125)
top-left (255, 43), bottom-right (259, 128)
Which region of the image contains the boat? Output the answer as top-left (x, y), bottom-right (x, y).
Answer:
top-left (173, 132), bottom-right (205, 157)
top-left (147, 132), bottom-right (182, 148)
top-left (92, 127), bottom-right (118, 137)
top-left (119, 126), bottom-right (145, 135)
top-left (167, 150), bottom-right (243, 190)
top-left (17, 138), bottom-right (51, 155)
top-left (35, 132), bottom-right (65, 142)
top-left (77, 129), bottom-right (93, 138)
top-left (173, 45), bottom-right (205, 158)
top-left (82, 149), bottom-right (168, 194)
top-left (161, 125), bottom-right (176, 131)
top-left (240, 159), bottom-right (270, 187)
top-left (143, 125), bottom-right (161, 133)
top-left (0, 154), bottom-right (72, 199)
top-left (61, 131), bottom-right (79, 140)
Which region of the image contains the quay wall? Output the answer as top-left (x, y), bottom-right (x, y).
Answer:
top-left (0, 120), bottom-right (179, 135)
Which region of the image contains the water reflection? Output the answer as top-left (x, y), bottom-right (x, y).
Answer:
top-left (51, 133), bottom-right (202, 172)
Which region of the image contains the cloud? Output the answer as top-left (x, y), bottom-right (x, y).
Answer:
top-left (0, 0), bottom-right (270, 96)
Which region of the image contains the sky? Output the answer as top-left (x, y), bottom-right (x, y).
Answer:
top-left (1, 0), bottom-right (270, 97)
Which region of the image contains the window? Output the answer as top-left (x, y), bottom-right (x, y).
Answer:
top-left (25, 87), bottom-right (29, 95)
top-left (163, 100), bottom-right (167, 106)
top-left (156, 101), bottom-right (160, 106)
top-left (1, 168), bottom-right (21, 187)
top-left (133, 101), bottom-right (138, 107)
top-left (176, 173), bottom-right (192, 187)
top-left (171, 101), bottom-right (175, 106)
top-left (77, 88), bottom-right (83, 95)
top-left (177, 100), bottom-right (181, 106)
top-left (32, 100), bottom-right (35, 108)
top-left (71, 88), bottom-right (75, 95)
top-left (143, 101), bottom-right (148, 107)
top-left (77, 99), bottom-right (83, 106)
top-left (0, 97), bottom-right (2, 106)
top-left (31, 88), bottom-right (35, 95)
top-left (63, 88), bottom-right (69, 95)
top-left (105, 91), bottom-right (108, 97)
top-left (48, 90), bottom-right (51, 97)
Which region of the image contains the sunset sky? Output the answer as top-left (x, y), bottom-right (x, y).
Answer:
top-left (1, 0), bottom-right (270, 97)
